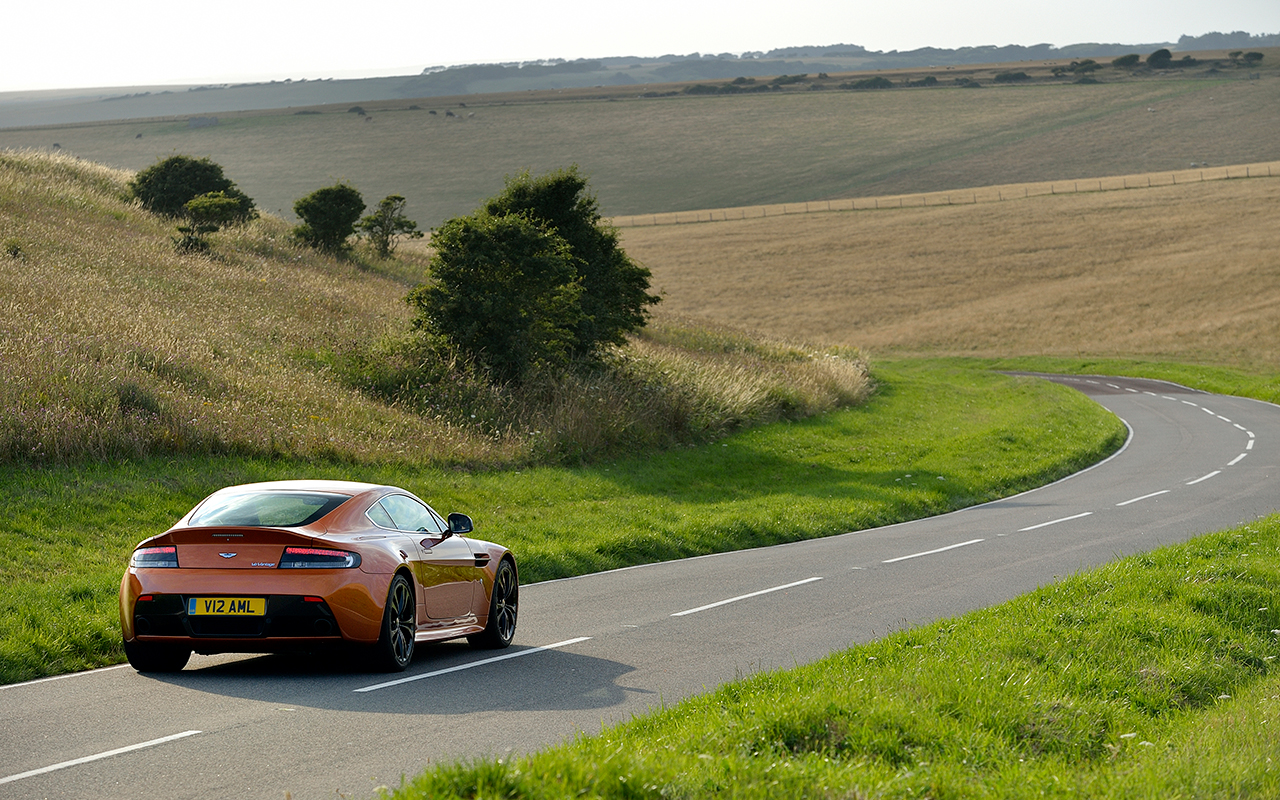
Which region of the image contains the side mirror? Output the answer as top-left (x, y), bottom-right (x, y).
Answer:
top-left (447, 513), bottom-right (473, 535)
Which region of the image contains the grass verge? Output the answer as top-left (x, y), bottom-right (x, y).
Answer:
top-left (0, 361), bottom-right (1123, 684)
top-left (387, 514), bottom-right (1280, 800)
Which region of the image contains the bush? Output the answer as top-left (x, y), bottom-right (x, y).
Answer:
top-left (171, 191), bottom-right (255, 253)
top-left (293, 183), bottom-right (365, 252)
top-left (1112, 54), bottom-right (1141, 69)
top-left (840, 77), bottom-right (894, 90)
top-left (184, 190), bottom-right (255, 226)
top-left (478, 166), bottom-right (659, 360)
top-left (1244, 52), bottom-right (1264, 65)
top-left (1148, 48), bottom-right (1173, 69)
top-left (357, 194), bottom-right (423, 258)
top-left (408, 167), bottom-right (658, 382)
top-left (128, 155), bottom-right (256, 219)
top-left (994, 71), bottom-right (1031, 83)
top-left (406, 212), bottom-right (584, 381)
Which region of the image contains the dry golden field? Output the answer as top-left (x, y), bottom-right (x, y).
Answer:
top-left (620, 165), bottom-right (1280, 367)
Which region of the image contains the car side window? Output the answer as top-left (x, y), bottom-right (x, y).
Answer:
top-left (380, 494), bottom-right (447, 534)
top-left (365, 501), bottom-right (396, 530)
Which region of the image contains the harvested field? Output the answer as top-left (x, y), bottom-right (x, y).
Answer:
top-left (620, 165), bottom-right (1280, 367)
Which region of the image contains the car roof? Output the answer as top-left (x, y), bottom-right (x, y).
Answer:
top-left (207, 480), bottom-right (392, 496)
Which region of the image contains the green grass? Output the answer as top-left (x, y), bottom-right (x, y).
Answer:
top-left (0, 361), bottom-right (1123, 684)
top-left (386, 514), bottom-right (1280, 800)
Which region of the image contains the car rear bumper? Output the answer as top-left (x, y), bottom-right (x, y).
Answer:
top-left (120, 567), bottom-right (388, 644)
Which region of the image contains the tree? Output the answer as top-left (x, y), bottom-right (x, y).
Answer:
top-left (357, 195), bottom-right (423, 258)
top-left (1243, 52), bottom-right (1265, 65)
top-left (293, 184), bottom-right (365, 251)
top-left (173, 191), bottom-right (252, 253)
top-left (1148, 49), bottom-right (1173, 69)
top-left (407, 212), bottom-right (584, 381)
top-left (129, 155), bottom-right (256, 219)
top-left (479, 166), bottom-right (659, 359)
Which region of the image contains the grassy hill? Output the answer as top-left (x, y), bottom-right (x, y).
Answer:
top-left (0, 149), bottom-right (869, 467)
top-left (1, 58), bottom-right (1276, 230)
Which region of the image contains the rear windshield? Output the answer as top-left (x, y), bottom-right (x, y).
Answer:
top-left (188, 491), bottom-right (351, 528)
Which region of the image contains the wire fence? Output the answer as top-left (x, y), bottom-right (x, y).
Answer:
top-left (609, 161), bottom-right (1280, 228)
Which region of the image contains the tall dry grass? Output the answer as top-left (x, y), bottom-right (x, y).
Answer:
top-left (0, 149), bottom-right (870, 466)
top-left (0, 149), bottom-right (513, 464)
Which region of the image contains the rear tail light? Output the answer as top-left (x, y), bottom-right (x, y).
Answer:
top-left (279, 547), bottom-right (360, 569)
top-left (131, 546), bottom-right (178, 568)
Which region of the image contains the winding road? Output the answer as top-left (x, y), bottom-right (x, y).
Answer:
top-left (2, 375), bottom-right (1277, 799)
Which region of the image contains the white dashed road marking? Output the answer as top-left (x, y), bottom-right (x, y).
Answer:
top-left (0, 731), bottom-right (202, 786)
top-left (671, 577), bottom-right (824, 617)
top-left (881, 539), bottom-right (985, 564)
top-left (1018, 512), bottom-right (1093, 532)
top-left (354, 637), bottom-right (593, 693)
top-left (1117, 490), bottom-right (1171, 507)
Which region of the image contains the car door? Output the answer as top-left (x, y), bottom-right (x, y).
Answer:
top-left (377, 494), bottom-right (477, 621)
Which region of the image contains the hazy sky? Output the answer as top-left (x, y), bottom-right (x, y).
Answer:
top-left (4, 0), bottom-right (1278, 93)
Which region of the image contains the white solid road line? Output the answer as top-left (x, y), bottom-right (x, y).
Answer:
top-left (0, 664), bottom-right (129, 692)
top-left (0, 730), bottom-right (202, 786)
top-left (881, 538), bottom-right (985, 564)
top-left (671, 577), bottom-right (824, 617)
top-left (1018, 512), bottom-right (1093, 532)
top-left (353, 637), bottom-right (592, 693)
top-left (1116, 490), bottom-right (1171, 507)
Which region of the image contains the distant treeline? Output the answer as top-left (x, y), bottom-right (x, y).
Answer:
top-left (393, 31), bottom-right (1279, 97)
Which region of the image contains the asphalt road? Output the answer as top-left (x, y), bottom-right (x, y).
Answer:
top-left (2, 375), bottom-right (1277, 800)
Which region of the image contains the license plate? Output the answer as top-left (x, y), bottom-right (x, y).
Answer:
top-left (187, 597), bottom-right (266, 616)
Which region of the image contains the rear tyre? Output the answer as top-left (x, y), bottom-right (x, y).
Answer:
top-left (373, 573), bottom-right (416, 672)
top-left (123, 640), bottom-right (191, 673)
top-left (468, 558), bottom-right (518, 649)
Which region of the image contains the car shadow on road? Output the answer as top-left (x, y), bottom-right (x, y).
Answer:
top-left (138, 640), bottom-right (652, 715)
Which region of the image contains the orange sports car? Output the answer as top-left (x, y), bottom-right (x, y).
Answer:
top-left (119, 480), bottom-right (518, 673)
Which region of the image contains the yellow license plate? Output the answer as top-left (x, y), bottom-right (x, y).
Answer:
top-left (187, 597), bottom-right (266, 616)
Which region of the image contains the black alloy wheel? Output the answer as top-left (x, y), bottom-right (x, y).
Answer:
top-left (469, 558), bottom-right (518, 649)
top-left (375, 573), bottom-right (416, 671)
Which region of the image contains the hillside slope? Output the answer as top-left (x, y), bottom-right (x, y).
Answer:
top-left (0, 150), bottom-right (870, 465)
top-left (2, 68), bottom-right (1276, 229)
top-left (0, 150), bottom-right (500, 464)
